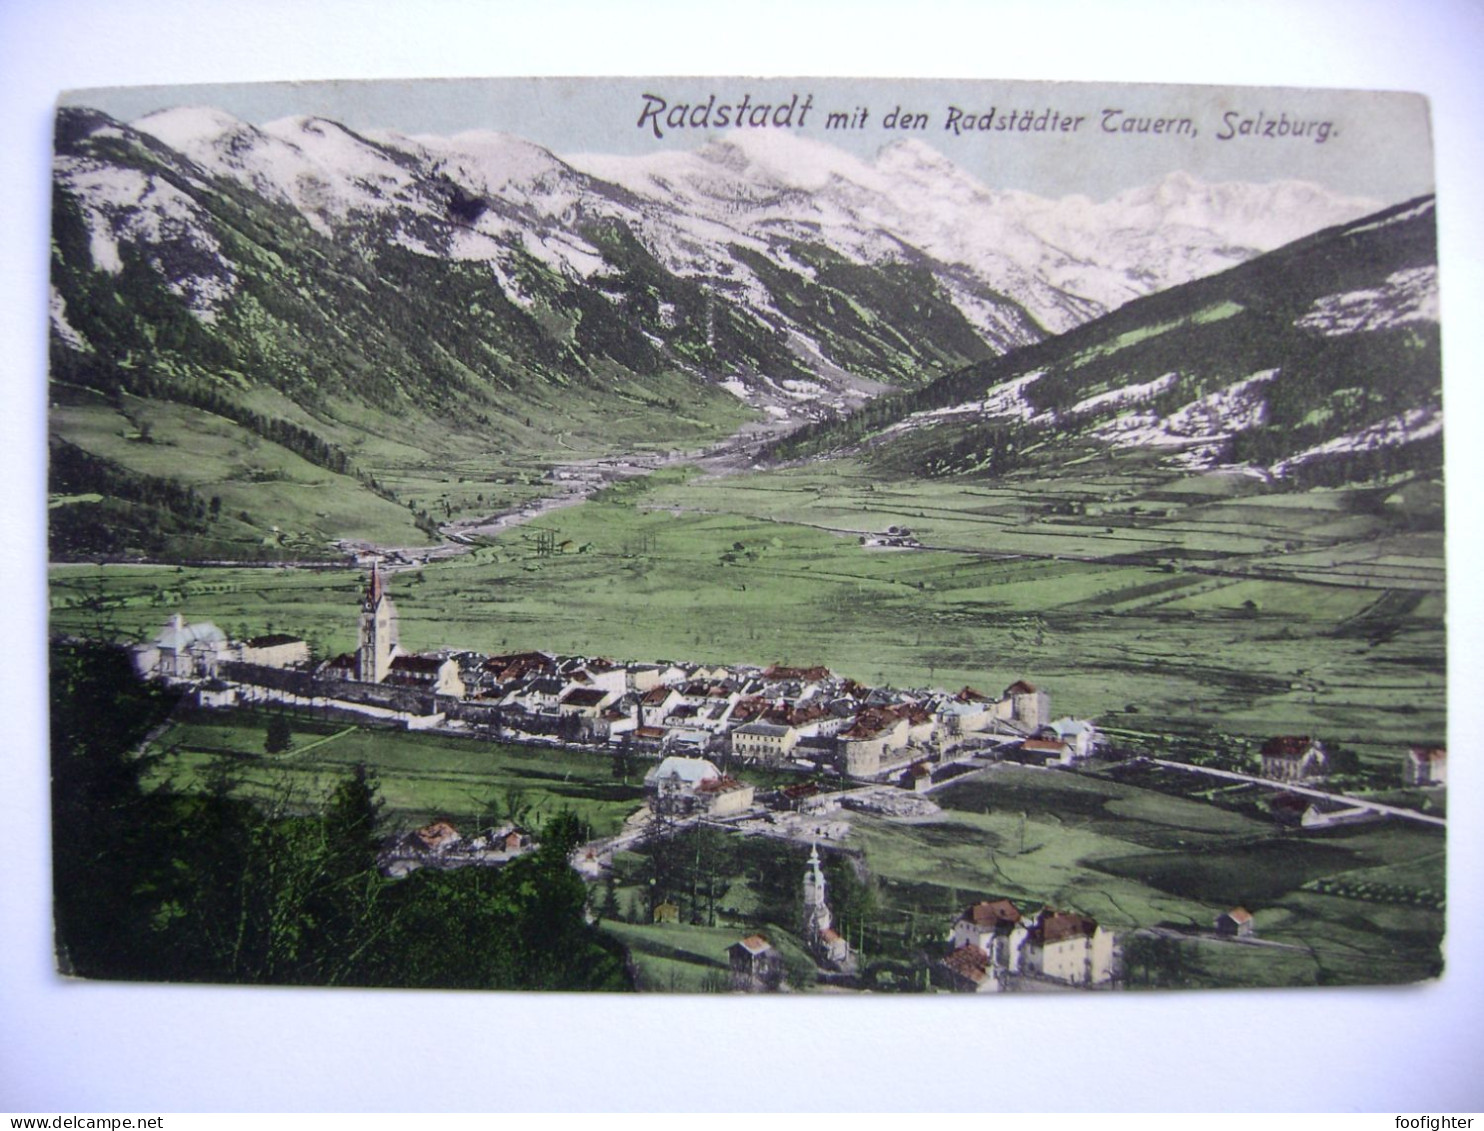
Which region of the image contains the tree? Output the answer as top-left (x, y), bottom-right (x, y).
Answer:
top-left (1123, 933), bottom-right (1192, 988)
top-left (265, 714), bottom-right (293, 754)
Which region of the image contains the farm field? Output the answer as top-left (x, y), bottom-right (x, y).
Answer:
top-left (55, 447), bottom-right (1446, 777)
top-left (588, 760), bottom-right (1445, 990)
top-left (140, 707), bottom-right (647, 837)
top-left (844, 764), bottom-right (1444, 988)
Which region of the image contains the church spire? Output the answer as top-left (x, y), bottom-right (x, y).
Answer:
top-left (356, 562), bottom-right (398, 682)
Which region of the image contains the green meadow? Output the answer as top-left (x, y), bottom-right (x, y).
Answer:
top-left (55, 444), bottom-right (1445, 777)
top-left (139, 706), bottom-right (645, 837)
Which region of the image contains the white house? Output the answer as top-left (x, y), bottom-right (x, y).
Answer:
top-left (1015, 909), bottom-right (1116, 986)
top-left (644, 755), bottom-right (724, 809)
top-left (1404, 746), bottom-right (1447, 787)
top-left (386, 653), bottom-right (466, 698)
top-left (948, 899), bottom-right (1023, 971)
top-left (132, 614), bottom-right (231, 681)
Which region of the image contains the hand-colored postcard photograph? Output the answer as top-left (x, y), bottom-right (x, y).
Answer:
top-left (47, 77), bottom-right (1444, 994)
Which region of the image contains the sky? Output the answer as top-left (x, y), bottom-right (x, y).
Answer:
top-left (60, 75), bottom-right (1435, 205)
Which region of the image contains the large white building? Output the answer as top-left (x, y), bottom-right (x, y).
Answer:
top-left (131, 614), bottom-right (230, 680)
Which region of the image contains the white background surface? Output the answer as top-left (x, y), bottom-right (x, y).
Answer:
top-left (2, 0), bottom-right (1481, 1113)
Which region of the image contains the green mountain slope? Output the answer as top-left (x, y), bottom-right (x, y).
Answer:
top-left (774, 196), bottom-right (1441, 492)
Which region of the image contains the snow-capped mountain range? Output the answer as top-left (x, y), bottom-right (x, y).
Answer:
top-left (55, 104), bottom-right (1380, 414)
top-left (785, 195), bottom-right (1441, 486)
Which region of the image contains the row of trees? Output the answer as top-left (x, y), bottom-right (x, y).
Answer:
top-left (51, 641), bottom-right (630, 990)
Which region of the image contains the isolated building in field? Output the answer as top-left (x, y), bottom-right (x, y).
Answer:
top-left (1260, 736), bottom-right (1328, 782)
top-left (1404, 746), bottom-right (1447, 787)
top-left (728, 934), bottom-right (784, 992)
top-left (1214, 907), bottom-right (1255, 938)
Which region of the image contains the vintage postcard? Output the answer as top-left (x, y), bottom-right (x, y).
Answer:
top-left (47, 77), bottom-right (1443, 993)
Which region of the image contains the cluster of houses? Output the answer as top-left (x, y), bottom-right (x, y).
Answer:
top-left (130, 566), bottom-right (1101, 788)
top-left (1258, 734), bottom-right (1447, 794)
top-left (377, 819), bottom-right (537, 878)
top-left (935, 899), bottom-right (1118, 993)
top-left (124, 566), bottom-right (1448, 995)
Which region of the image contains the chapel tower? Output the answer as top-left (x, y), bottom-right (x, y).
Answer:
top-left (803, 841), bottom-right (832, 938)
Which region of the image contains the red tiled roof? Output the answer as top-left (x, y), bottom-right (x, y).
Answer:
top-left (842, 706), bottom-right (907, 739)
top-left (763, 664), bottom-right (832, 682)
top-left (1223, 907), bottom-right (1254, 924)
top-left (735, 934), bottom-right (772, 954)
top-left (1023, 738), bottom-right (1070, 754)
top-left (697, 776), bottom-right (746, 794)
top-left (942, 944), bottom-right (990, 982)
top-left (1035, 909), bottom-right (1099, 945)
top-left (411, 820), bottom-right (460, 851)
top-left (1262, 735), bottom-right (1318, 758)
top-left (955, 686), bottom-right (991, 703)
top-left (1005, 680), bottom-right (1040, 695)
top-left (964, 899), bottom-right (1021, 929)
top-left (1409, 746), bottom-right (1447, 762)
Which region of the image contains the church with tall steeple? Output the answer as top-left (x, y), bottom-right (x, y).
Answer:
top-left (803, 842), bottom-right (855, 972)
top-left (356, 563), bottom-right (399, 683)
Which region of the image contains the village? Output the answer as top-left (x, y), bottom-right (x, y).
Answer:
top-left (125, 565), bottom-right (1448, 993)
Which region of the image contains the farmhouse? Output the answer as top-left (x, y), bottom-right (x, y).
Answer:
top-left (948, 899), bottom-right (1023, 970)
top-left (1260, 736), bottom-right (1328, 782)
top-left (1404, 746), bottom-right (1447, 787)
top-left (1215, 907), bottom-right (1255, 938)
top-left (558, 685), bottom-right (618, 718)
top-left (1018, 909), bottom-right (1116, 986)
top-left (729, 934), bottom-right (784, 992)
top-left (1020, 736), bottom-right (1074, 766)
top-left (938, 901), bottom-right (1114, 989)
top-left (695, 774), bottom-right (756, 816)
top-left (939, 943), bottom-right (1000, 993)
